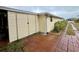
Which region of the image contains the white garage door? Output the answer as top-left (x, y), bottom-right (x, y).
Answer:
top-left (28, 15), bottom-right (36, 35)
top-left (17, 13), bottom-right (29, 39)
top-left (8, 11), bottom-right (17, 42)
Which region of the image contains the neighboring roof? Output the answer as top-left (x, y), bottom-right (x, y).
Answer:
top-left (38, 12), bottom-right (64, 19)
top-left (0, 6), bottom-right (37, 15)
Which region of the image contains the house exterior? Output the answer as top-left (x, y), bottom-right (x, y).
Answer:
top-left (0, 6), bottom-right (64, 43)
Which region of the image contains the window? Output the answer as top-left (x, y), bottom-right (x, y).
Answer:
top-left (50, 16), bottom-right (52, 22)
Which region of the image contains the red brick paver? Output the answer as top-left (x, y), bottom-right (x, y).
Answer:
top-left (23, 22), bottom-right (79, 52)
top-left (23, 33), bottom-right (60, 52)
top-left (55, 22), bottom-right (79, 52)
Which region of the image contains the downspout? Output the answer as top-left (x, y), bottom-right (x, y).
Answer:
top-left (44, 15), bottom-right (47, 35)
top-left (27, 15), bottom-right (30, 35)
top-left (35, 15), bottom-right (37, 33)
top-left (15, 13), bottom-right (18, 40)
top-left (7, 11), bottom-right (10, 42)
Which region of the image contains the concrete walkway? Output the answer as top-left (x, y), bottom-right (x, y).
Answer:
top-left (55, 22), bottom-right (79, 52)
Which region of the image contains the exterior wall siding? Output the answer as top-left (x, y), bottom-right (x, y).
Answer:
top-left (8, 11), bottom-right (39, 42)
top-left (38, 15), bottom-right (47, 33)
top-left (17, 13), bottom-right (29, 39)
top-left (47, 17), bottom-right (54, 32)
top-left (28, 14), bottom-right (36, 35)
top-left (8, 11), bottom-right (17, 42)
top-left (7, 10), bottom-right (63, 42)
top-left (47, 17), bottom-right (63, 32)
top-left (35, 15), bottom-right (39, 32)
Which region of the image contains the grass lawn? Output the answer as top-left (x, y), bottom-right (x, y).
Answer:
top-left (0, 39), bottom-right (24, 52)
top-left (74, 23), bottom-right (79, 31)
top-left (66, 24), bottom-right (75, 35)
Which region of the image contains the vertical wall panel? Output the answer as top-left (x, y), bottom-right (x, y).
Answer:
top-left (8, 12), bottom-right (40, 42)
top-left (47, 17), bottom-right (63, 32)
top-left (35, 15), bottom-right (39, 32)
top-left (28, 15), bottom-right (36, 35)
top-left (17, 13), bottom-right (28, 39)
top-left (38, 15), bottom-right (46, 33)
top-left (8, 11), bottom-right (17, 42)
top-left (47, 17), bottom-right (54, 32)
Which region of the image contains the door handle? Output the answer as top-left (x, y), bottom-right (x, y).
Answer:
top-left (27, 22), bottom-right (29, 24)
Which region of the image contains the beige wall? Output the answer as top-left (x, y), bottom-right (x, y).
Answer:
top-left (38, 15), bottom-right (63, 33)
top-left (8, 11), bottom-right (63, 42)
top-left (47, 17), bottom-right (54, 32)
top-left (8, 11), bottom-right (17, 42)
top-left (38, 15), bottom-right (47, 33)
top-left (17, 13), bottom-right (39, 39)
top-left (8, 11), bottom-right (39, 42)
top-left (47, 17), bottom-right (63, 32)
top-left (53, 18), bottom-right (63, 22)
top-left (35, 15), bottom-right (39, 32)
top-left (28, 14), bottom-right (36, 35)
top-left (17, 13), bottom-right (29, 39)
top-left (17, 14), bottom-right (39, 39)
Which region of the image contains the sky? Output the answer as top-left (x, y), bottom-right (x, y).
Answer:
top-left (7, 6), bottom-right (79, 19)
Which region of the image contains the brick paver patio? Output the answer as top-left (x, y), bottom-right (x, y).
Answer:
top-left (23, 22), bottom-right (79, 52)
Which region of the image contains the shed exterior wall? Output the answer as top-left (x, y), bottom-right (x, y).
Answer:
top-left (17, 13), bottom-right (29, 39)
top-left (7, 10), bottom-right (63, 42)
top-left (17, 13), bottom-right (39, 39)
top-left (47, 17), bottom-right (54, 32)
top-left (47, 17), bottom-right (63, 32)
top-left (8, 11), bottom-right (39, 42)
top-left (8, 11), bottom-right (17, 42)
top-left (35, 15), bottom-right (39, 32)
top-left (38, 15), bottom-right (47, 33)
top-left (28, 15), bottom-right (36, 35)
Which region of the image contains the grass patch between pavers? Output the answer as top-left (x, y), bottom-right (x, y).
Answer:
top-left (0, 39), bottom-right (24, 52)
top-left (66, 24), bottom-right (75, 35)
top-left (74, 23), bottom-right (79, 31)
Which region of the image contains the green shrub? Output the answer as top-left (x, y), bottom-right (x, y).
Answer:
top-left (74, 19), bottom-right (79, 23)
top-left (53, 20), bottom-right (67, 33)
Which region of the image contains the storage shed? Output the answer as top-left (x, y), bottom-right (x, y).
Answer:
top-left (0, 6), bottom-right (39, 43)
top-left (0, 6), bottom-right (64, 44)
